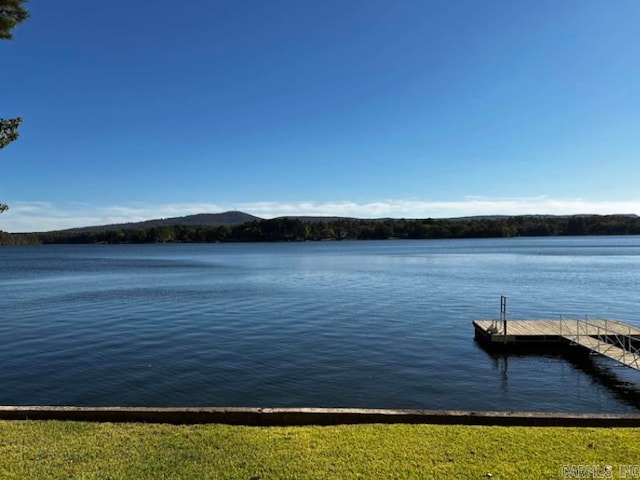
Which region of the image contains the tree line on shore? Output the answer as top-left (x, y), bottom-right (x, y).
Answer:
top-left (1, 214), bottom-right (640, 245)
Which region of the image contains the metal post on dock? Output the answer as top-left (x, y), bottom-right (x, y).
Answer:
top-left (577, 318), bottom-right (580, 342)
top-left (500, 295), bottom-right (507, 343)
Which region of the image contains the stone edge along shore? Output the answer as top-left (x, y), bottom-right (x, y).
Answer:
top-left (1, 406), bottom-right (640, 427)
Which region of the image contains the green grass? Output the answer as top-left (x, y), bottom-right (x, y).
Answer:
top-left (1, 421), bottom-right (638, 479)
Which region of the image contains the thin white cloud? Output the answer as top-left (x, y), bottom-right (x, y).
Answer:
top-left (237, 197), bottom-right (640, 219)
top-left (1, 197), bottom-right (639, 233)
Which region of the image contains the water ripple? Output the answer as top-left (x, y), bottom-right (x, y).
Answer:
top-left (1, 239), bottom-right (640, 411)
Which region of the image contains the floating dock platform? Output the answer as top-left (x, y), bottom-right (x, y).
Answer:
top-left (473, 318), bottom-right (640, 371)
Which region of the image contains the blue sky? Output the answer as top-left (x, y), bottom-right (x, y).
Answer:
top-left (2, 0), bottom-right (639, 232)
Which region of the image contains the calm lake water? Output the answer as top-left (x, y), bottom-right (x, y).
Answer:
top-left (2, 237), bottom-right (640, 412)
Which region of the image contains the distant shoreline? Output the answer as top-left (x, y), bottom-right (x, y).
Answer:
top-left (2, 214), bottom-right (640, 245)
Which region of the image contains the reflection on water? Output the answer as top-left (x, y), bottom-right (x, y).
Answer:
top-left (478, 343), bottom-right (640, 412)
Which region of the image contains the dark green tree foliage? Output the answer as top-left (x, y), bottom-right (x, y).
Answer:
top-left (0, 117), bottom-right (21, 150)
top-left (0, 0), bottom-right (28, 40)
top-left (0, 118), bottom-right (20, 210)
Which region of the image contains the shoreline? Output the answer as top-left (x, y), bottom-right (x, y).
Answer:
top-left (2, 406), bottom-right (640, 427)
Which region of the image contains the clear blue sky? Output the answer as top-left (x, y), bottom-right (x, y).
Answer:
top-left (2, 0), bottom-right (639, 232)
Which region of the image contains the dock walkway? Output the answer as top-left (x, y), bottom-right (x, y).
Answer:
top-left (473, 318), bottom-right (640, 371)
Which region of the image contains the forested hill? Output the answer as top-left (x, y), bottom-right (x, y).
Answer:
top-left (2, 214), bottom-right (640, 245)
top-left (59, 210), bottom-right (262, 233)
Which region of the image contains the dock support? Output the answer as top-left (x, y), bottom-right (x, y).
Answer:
top-left (501, 296), bottom-right (507, 343)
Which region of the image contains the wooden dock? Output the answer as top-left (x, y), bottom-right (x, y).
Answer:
top-left (473, 318), bottom-right (640, 371)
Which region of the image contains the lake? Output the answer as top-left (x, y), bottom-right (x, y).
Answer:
top-left (2, 236), bottom-right (640, 412)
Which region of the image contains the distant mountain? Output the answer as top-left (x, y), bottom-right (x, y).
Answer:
top-left (448, 213), bottom-right (639, 221)
top-left (59, 211), bottom-right (262, 233)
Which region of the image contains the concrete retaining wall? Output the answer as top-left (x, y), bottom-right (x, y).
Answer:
top-left (1, 406), bottom-right (640, 427)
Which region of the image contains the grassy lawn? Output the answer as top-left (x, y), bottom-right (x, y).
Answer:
top-left (1, 421), bottom-right (638, 479)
